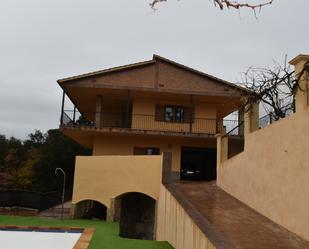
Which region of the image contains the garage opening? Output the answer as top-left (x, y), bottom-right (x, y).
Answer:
top-left (181, 147), bottom-right (217, 181)
top-left (119, 192), bottom-right (156, 240)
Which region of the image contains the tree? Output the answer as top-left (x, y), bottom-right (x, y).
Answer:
top-left (12, 148), bottom-right (39, 190)
top-left (150, 0), bottom-right (274, 11)
top-left (32, 129), bottom-right (91, 192)
top-left (0, 129), bottom-right (90, 192)
top-left (241, 56), bottom-right (299, 121)
top-left (0, 172), bottom-right (12, 190)
top-left (0, 135), bottom-right (8, 170)
top-left (24, 130), bottom-right (46, 149)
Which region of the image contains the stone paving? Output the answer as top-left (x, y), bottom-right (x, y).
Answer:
top-left (170, 181), bottom-right (309, 249)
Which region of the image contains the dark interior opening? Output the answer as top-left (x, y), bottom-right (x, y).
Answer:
top-left (181, 147), bottom-right (217, 181)
top-left (133, 147), bottom-right (160, 155)
top-left (119, 192), bottom-right (156, 240)
top-left (76, 200), bottom-right (107, 220)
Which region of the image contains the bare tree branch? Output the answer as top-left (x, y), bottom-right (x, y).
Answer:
top-left (213, 0), bottom-right (273, 10)
top-left (240, 56), bottom-right (297, 120)
top-left (150, 0), bottom-right (274, 11)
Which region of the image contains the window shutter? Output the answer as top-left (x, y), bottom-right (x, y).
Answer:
top-left (155, 104), bottom-right (165, 122)
top-left (133, 147), bottom-right (146, 155)
top-left (191, 107), bottom-right (195, 123)
top-left (184, 106), bottom-right (194, 123)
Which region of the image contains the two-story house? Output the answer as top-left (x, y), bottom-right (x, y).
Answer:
top-left (58, 55), bottom-right (248, 239)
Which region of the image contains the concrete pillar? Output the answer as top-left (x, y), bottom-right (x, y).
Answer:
top-left (70, 204), bottom-right (76, 219)
top-left (162, 152), bottom-right (172, 184)
top-left (106, 197), bottom-right (122, 222)
top-left (95, 95), bottom-right (102, 128)
top-left (244, 102), bottom-right (259, 135)
top-left (217, 135), bottom-right (228, 164)
top-left (289, 54), bottom-right (309, 112)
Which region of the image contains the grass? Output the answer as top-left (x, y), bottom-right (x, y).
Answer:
top-left (0, 215), bottom-right (173, 249)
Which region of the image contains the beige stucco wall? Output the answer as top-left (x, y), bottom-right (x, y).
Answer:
top-left (217, 110), bottom-right (309, 241)
top-left (92, 135), bottom-right (216, 171)
top-left (131, 97), bottom-right (217, 134)
top-left (72, 155), bottom-right (163, 208)
top-left (156, 184), bottom-right (217, 249)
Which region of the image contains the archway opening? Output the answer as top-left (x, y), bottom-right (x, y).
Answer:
top-left (118, 192), bottom-right (156, 240)
top-left (75, 200), bottom-right (107, 220)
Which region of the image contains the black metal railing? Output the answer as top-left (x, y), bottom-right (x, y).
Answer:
top-left (259, 102), bottom-right (295, 129)
top-left (223, 121), bottom-right (244, 137)
top-left (61, 110), bottom-right (241, 136)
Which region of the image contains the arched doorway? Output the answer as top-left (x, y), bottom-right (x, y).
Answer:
top-left (74, 200), bottom-right (107, 220)
top-left (117, 192), bottom-right (156, 240)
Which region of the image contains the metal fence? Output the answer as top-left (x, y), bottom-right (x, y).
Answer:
top-left (259, 103), bottom-right (295, 129)
top-left (61, 110), bottom-right (241, 136)
top-left (0, 189), bottom-right (72, 211)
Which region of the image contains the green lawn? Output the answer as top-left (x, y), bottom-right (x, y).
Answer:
top-left (0, 215), bottom-right (173, 249)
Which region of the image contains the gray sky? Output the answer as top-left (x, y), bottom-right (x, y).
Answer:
top-left (0, 0), bottom-right (308, 139)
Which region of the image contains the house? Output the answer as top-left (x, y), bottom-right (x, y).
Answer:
top-left (57, 55), bottom-right (248, 240)
top-left (58, 54), bottom-right (247, 181)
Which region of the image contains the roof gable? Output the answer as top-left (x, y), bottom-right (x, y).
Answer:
top-left (58, 55), bottom-right (249, 96)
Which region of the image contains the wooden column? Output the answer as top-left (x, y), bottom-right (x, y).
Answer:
top-left (60, 90), bottom-right (65, 124)
top-left (238, 107), bottom-right (245, 135)
top-left (95, 95), bottom-right (102, 128)
top-left (126, 90), bottom-right (132, 128)
top-left (189, 95), bottom-right (193, 132)
top-left (73, 105), bottom-right (76, 124)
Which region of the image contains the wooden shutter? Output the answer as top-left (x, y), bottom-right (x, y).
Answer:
top-left (155, 104), bottom-right (165, 122)
top-left (183, 106), bottom-right (194, 123)
top-left (191, 107), bottom-right (195, 123)
top-left (133, 147), bottom-right (146, 155)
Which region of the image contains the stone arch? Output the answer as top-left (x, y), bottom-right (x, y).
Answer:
top-left (114, 192), bottom-right (156, 240)
top-left (74, 199), bottom-right (107, 220)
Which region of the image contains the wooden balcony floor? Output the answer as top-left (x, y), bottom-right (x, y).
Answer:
top-left (61, 124), bottom-right (244, 140)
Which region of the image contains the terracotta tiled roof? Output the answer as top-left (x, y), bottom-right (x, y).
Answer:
top-left (57, 59), bottom-right (155, 83)
top-left (58, 54), bottom-right (251, 94)
top-left (152, 54), bottom-right (249, 93)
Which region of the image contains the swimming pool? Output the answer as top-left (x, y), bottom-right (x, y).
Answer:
top-left (0, 226), bottom-right (94, 249)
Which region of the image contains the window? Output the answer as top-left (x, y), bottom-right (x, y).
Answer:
top-left (155, 104), bottom-right (193, 123)
top-left (164, 106), bottom-right (184, 123)
top-left (134, 147), bottom-right (160, 155)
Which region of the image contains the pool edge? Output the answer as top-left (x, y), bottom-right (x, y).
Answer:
top-left (0, 225), bottom-right (95, 249)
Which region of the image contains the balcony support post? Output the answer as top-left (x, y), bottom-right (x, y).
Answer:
top-left (60, 90), bottom-right (65, 125)
top-left (126, 90), bottom-right (132, 128)
top-left (189, 95), bottom-right (193, 132)
top-left (238, 106), bottom-right (245, 135)
top-left (73, 105), bottom-right (76, 124)
top-left (95, 95), bottom-right (102, 128)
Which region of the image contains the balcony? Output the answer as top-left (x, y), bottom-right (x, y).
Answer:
top-left (60, 110), bottom-right (242, 137)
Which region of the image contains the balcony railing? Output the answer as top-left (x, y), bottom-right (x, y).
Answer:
top-left (61, 110), bottom-right (242, 136)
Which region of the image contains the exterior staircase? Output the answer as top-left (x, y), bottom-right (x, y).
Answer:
top-left (38, 201), bottom-right (71, 219)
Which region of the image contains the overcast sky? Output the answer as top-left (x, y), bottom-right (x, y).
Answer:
top-left (0, 0), bottom-right (308, 139)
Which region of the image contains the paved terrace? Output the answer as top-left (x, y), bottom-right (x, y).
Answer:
top-left (166, 181), bottom-right (309, 249)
